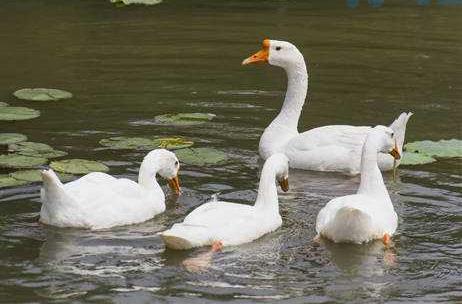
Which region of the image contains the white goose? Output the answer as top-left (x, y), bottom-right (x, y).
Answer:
top-left (315, 126), bottom-right (400, 244)
top-left (40, 149), bottom-right (180, 230)
top-left (242, 39), bottom-right (412, 175)
top-left (160, 153), bottom-right (290, 250)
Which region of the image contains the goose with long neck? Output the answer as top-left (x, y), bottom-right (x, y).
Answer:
top-left (160, 153), bottom-right (290, 250)
top-left (40, 149), bottom-right (181, 230)
top-left (243, 39), bottom-right (412, 175)
top-left (315, 126), bottom-right (400, 244)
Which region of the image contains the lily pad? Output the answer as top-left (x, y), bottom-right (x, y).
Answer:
top-left (0, 175), bottom-right (27, 188)
top-left (154, 113), bottom-right (216, 126)
top-left (175, 148), bottom-right (228, 166)
top-left (99, 136), bottom-right (193, 150)
top-left (0, 133), bottom-right (28, 145)
top-left (50, 159), bottom-right (109, 175)
top-left (13, 88), bottom-right (73, 101)
top-left (404, 139), bottom-right (462, 158)
top-left (0, 106), bottom-right (40, 121)
top-left (110, 0), bottom-right (162, 5)
top-left (0, 154), bottom-right (48, 169)
top-left (400, 152), bottom-right (437, 166)
top-left (8, 141), bottom-right (67, 158)
top-left (10, 169), bottom-right (74, 183)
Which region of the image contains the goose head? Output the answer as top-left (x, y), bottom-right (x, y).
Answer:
top-left (266, 153), bottom-right (290, 192)
top-left (370, 126), bottom-right (401, 160)
top-left (142, 149), bottom-right (181, 194)
top-left (242, 39), bottom-right (304, 69)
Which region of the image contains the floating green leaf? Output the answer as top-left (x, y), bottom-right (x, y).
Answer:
top-left (50, 159), bottom-right (109, 175)
top-left (10, 169), bottom-right (74, 183)
top-left (0, 106), bottom-right (40, 121)
top-left (99, 136), bottom-right (193, 150)
top-left (8, 141), bottom-right (67, 158)
top-left (175, 148), bottom-right (227, 166)
top-left (0, 154), bottom-right (48, 169)
top-left (0, 174), bottom-right (27, 188)
top-left (155, 137), bottom-right (194, 149)
top-left (13, 88), bottom-right (73, 101)
top-left (400, 152), bottom-right (437, 166)
top-left (110, 0), bottom-right (162, 5)
top-left (154, 113), bottom-right (215, 126)
top-left (0, 133), bottom-right (27, 145)
top-left (405, 139), bottom-right (462, 158)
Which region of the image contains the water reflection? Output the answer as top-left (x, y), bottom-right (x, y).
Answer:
top-left (320, 238), bottom-right (396, 275)
top-left (346, 0), bottom-right (462, 7)
top-left (38, 224), bottom-right (165, 278)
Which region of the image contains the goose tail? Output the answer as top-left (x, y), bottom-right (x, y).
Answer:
top-left (159, 224), bottom-right (208, 250)
top-left (389, 112), bottom-right (413, 154)
top-left (324, 206), bottom-right (374, 243)
top-left (40, 169), bottom-right (65, 204)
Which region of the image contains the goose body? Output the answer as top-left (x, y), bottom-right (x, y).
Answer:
top-left (160, 153), bottom-right (290, 250)
top-left (40, 149), bottom-right (180, 230)
top-left (243, 39), bottom-right (412, 175)
top-left (316, 126), bottom-right (399, 243)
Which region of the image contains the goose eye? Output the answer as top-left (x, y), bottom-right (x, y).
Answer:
top-left (391, 132), bottom-right (394, 137)
top-left (175, 160), bottom-right (179, 166)
top-left (275, 46), bottom-right (282, 51)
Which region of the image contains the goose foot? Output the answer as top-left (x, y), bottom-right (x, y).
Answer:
top-left (383, 249), bottom-right (397, 267)
top-left (211, 240), bottom-right (223, 252)
top-left (182, 241), bottom-right (223, 273)
top-left (382, 233), bottom-right (391, 246)
top-left (313, 235), bottom-right (321, 243)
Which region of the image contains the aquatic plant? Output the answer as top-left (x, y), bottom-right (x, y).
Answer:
top-left (153, 113), bottom-right (216, 126)
top-left (50, 159), bottom-right (109, 174)
top-left (0, 154), bottom-right (48, 169)
top-left (0, 174), bottom-right (27, 188)
top-left (13, 88), bottom-right (72, 101)
top-left (99, 136), bottom-right (193, 150)
top-left (0, 133), bottom-right (28, 145)
top-left (10, 169), bottom-right (74, 183)
top-left (8, 142), bottom-right (67, 159)
top-left (175, 148), bottom-right (227, 166)
top-left (0, 106), bottom-right (40, 121)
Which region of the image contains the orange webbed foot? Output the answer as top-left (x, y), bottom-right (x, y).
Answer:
top-left (382, 233), bottom-right (391, 246)
top-left (211, 240), bottom-right (223, 252)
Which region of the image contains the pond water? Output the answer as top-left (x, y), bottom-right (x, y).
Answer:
top-left (0, 0), bottom-right (461, 303)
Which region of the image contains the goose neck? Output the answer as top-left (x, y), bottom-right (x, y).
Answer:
top-left (358, 139), bottom-right (389, 197)
top-left (138, 161), bottom-right (162, 192)
top-left (255, 162), bottom-right (279, 214)
top-left (273, 61), bottom-right (308, 131)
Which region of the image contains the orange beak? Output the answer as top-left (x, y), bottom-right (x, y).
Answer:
top-left (278, 177), bottom-right (289, 192)
top-left (168, 175), bottom-right (181, 195)
top-left (389, 141), bottom-right (401, 160)
top-left (242, 39), bottom-right (270, 65)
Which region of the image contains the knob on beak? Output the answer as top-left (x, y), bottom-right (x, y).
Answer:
top-left (242, 39), bottom-right (270, 65)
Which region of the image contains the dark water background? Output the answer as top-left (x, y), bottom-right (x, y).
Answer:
top-left (0, 0), bottom-right (461, 303)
